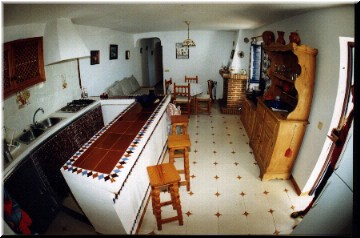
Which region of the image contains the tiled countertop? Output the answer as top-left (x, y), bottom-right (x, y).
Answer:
top-left (60, 95), bottom-right (171, 234)
top-left (62, 96), bottom-right (167, 182)
top-left (71, 102), bottom-right (159, 174)
top-left (3, 97), bottom-right (136, 179)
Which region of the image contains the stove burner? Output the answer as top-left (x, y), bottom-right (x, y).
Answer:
top-left (60, 99), bottom-right (95, 113)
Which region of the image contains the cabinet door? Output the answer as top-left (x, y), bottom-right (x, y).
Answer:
top-left (32, 106), bottom-right (104, 202)
top-left (250, 107), bottom-right (264, 152)
top-left (70, 106), bottom-right (104, 148)
top-left (3, 37), bottom-right (46, 99)
top-left (249, 115), bottom-right (262, 154)
top-left (258, 127), bottom-right (273, 170)
top-left (4, 158), bottom-right (58, 234)
top-left (248, 109), bottom-right (256, 138)
top-left (240, 101), bottom-right (248, 130)
top-left (31, 127), bottom-right (79, 202)
top-left (86, 106), bottom-right (104, 136)
top-left (3, 44), bottom-right (13, 94)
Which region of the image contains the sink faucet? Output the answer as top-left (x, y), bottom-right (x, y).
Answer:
top-left (33, 107), bottom-right (44, 126)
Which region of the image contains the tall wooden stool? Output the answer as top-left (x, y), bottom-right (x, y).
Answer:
top-left (171, 115), bottom-right (189, 135)
top-left (147, 163), bottom-right (183, 231)
top-left (168, 134), bottom-right (191, 191)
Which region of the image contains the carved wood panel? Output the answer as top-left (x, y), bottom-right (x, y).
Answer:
top-left (3, 37), bottom-right (45, 99)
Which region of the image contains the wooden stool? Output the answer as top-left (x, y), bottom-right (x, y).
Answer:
top-left (171, 115), bottom-right (189, 135)
top-left (168, 134), bottom-right (191, 191)
top-left (147, 163), bottom-right (183, 231)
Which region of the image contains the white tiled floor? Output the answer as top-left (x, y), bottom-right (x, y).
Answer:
top-left (136, 102), bottom-right (313, 235)
top-left (44, 102), bottom-right (312, 235)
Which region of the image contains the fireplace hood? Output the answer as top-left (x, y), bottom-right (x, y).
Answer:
top-left (44, 18), bottom-right (89, 65)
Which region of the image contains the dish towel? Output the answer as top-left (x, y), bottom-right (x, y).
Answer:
top-left (3, 188), bottom-right (33, 234)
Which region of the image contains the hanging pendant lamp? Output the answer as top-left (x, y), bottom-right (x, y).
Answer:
top-left (182, 21), bottom-right (196, 47)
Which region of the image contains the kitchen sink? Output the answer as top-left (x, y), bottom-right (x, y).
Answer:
top-left (38, 117), bottom-right (63, 129)
top-left (16, 127), bottom-right (45, 145)
top-left (17, 117), bottom-right (64, 144)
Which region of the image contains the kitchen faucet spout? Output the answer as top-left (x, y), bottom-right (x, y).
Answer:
top-left (33, 107), bottom-right (44, 125)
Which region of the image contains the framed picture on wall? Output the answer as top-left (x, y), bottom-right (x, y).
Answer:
top-left (109, 44), bottom-right (118, 60)
top-left (176, 43), bottom-right (189, 59)
top-left (90, 50), bottom-right (100, 65)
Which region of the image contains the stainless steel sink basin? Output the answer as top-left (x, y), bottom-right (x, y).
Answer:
top-left (17, 117), bottom-right (64, 144)
top-left (38, 117), bottom-right (63, 129)
top-left (16, 127), bottom-right (45, 145)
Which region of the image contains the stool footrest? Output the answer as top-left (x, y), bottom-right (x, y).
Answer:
top-left (174, 154), bottom-right (185, 158)
top-left (161, 216), bottom-right (184, 225)
top-left (160, 200), bottom-right (174, 207)
top-left (179, 181), bottom-right (188, 186)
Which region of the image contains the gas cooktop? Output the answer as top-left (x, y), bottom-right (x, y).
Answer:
top-left (60, 99), bottom-right (95, 113)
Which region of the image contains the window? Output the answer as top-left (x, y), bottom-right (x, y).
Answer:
top-left (249, 43), bottom-right (262, 83)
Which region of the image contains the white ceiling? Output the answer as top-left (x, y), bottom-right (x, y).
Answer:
top-left (3, 1), bottom-right (350, 33)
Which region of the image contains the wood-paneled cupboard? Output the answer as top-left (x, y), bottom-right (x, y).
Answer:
top-left (242, 42), bottom-right (318, 181)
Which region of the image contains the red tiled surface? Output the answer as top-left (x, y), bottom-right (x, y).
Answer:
top-left (94, 150), bottom-right (125, 173)
top-left (111, 135), bottom-right (135, 151)
top-left (72, 99), bottom-right (163, 174)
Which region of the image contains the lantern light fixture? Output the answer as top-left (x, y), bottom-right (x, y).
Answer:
top-left (182, 21), bottom-right (196, 47)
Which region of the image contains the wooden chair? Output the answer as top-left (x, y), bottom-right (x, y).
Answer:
top-left (185, 76), bottom-right (199, 111)
top-left (185, 75), bottom-right (198, 84)
top-left (195, 80), bottom-right (212, 114)
top-left (207, 80), bottom-right (214, 102)
top-left (147, 163), bottom-right (183, 230)
top-left (165, 78), bottom-right (173, 101)
top-left (173, 83), bottom-right (191, 117)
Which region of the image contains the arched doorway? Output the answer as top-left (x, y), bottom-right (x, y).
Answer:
top-left (139, 38), bottom-right (164, 94)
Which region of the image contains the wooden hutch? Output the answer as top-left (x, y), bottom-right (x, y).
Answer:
top-left (241, 42), bottom-right (318, 181)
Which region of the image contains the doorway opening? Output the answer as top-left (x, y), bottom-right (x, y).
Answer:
top-left (138, 38), bottom-right (164, 95)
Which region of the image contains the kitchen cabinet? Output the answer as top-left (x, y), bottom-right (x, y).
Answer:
top-left (3, 37), bottom-right (46, 99)
top-left (249, 102), bottom-right (266, 153)
top-left (3, 105), bottom-right (104, 234)
top-left (240, 99), bottom-right (256, 139)
top-left (4, 156), bottom-right (59, 234)
top-left (248, 42), bottom-right (317, 181)
top-left (250, 101), bottom-right (308, 180)
top-left (32, 105), bottom-right (104, 202)
top-left (68, 105), bottom-right (104, 147)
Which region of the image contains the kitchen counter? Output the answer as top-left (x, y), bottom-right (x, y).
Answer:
top-left (3, 97), bottom-right (135, 179)
top-left (61, 95), bottom-right (171, 234)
